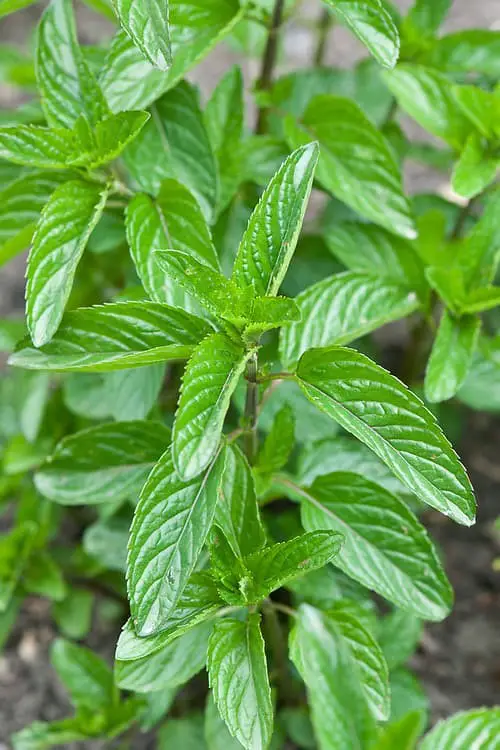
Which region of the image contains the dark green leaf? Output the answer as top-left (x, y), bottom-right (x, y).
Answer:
top-left (377, 609), bottom-right (422, 670)
top-left (113, 0), bottom-right (171, 70)
top-left (256, 403), bottom-right (295, 475)
top-left (26, 179), bottom-right (109, 347)
top-left (424, 311), bottom-right (480, 403)
top-left (173, 333), bottom-right (251, 480)
top-left (0, 522), bottom-right (35, 611)
top-left (23, 551), bottom-right (66, 601)
top-left (420, 708), bottom-right (500, 750)
top-left (285, 96), bottom-right (415, 238)
top-left (52, 588), bottom-right (93, 640)
top-left (35, 421), bottom-right (171, 505)
top-left (127, 448), bottom-right (225, 636)
top-left (159, 715), bottom-right (207, 750)
top-left (390, 668), bottom-right (428, 722)
top-left (10, 301), bottom-right (211, 371)
top-left (207, 614), bottom-right (273, 750)
top-left (298, 472), bottom-right (453, 620)
top-left (297, 346), bottom-right (476, 525)
top-left (458, 191), bottom-right (500, 289)
top-left (51, 638), bottom-right (114, 710)
top-left (83, 517), bottom-right (129, 571)
top-left (322, 0), bottom-right (400, 69)
top-left (280, 272), bottom-right (419, 369)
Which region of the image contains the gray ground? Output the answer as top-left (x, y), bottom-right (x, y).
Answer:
top-left (1, 0), bottom-right (500, 746)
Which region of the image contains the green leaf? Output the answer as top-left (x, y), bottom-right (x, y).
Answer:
top-left (424, 311), bottom-right (480, 403)
top-left (51, 638), bottom-right (114, 710)
top-left (324, 222), bottom-right (426, 295)
top-left (452, 134), bottom-right (498, 200)
top-left (23, 551), bottom-right (66, 601)
top-left (322, 0), bottom-right (399, 69)
top-left (425, 30), bottom-right (500, 78)
top-left (285, 96), bottom-right (415, 238)
top-left (461, 287), bottom-right (500, 315)
top-left (256, 403), bottom-right (295, 475)
top-left (297, 436), bottom-right (409, 498)
top-left (83, 517), bottom-right (129, 571)
top-left (173, 333), bottom-right (251, 480)
top-left (216, 443), bottom-right (266, 558)
top-left (116, 573), bottom-right (222, 660)
top-left (297, 346), bottom-right (476, 525)
top-left (71, 110), bottom-right (150, 169)
top-left (12, 719), bottom-right (90, 749)
top-left (113, 0), bottom-right (171, 70)
top-left (26, 179), bottom-right (109, 347)
top-left (127, 448), bottom-right (225, 636)
top-left (404, 0), bottom-right (451, 37)
top-left (377, 609), bottom-right (422, 670)
top-left (0, 0), bottom-right (38, 17)
top-left (453, 85), bottom-right (498, 139)
top-left (280, 272), bottom-right (419, 370)
top-left (420, 708), bottom-right (500, 750)
top-left (34, 421), bottom-right (171, 505)
top-left (207, 614), bottom-right (273, 750)
top-left (457, 191), bottom-right (500, 290)
top-left (9, 301), bottom-right (211, 372)
top-left (100, 0), bottom-right (243, 112)
top-left (382, 64), bottom-right (471, 149)
top-left (107, 364), bottom-right (165, 421)
top-left (372, 710), bottom-right (425, 750)
top-left (36, 0), bottom-right (109, 129)
top-left (290, 604), bottom-right (375, 750)
top-left (126, 180), bottom-right (219, 310)
top-left (0, 125), bottom-right (76, 168)
top-left (124, 82), bottom-right (217, 220)
top-left (298, 472), bottom-right (453, 620)
top-left (0, 172), bottom-right (65, 267)
top-left (390, 668), bottom-right (428, 722)
top-left (159, 715), bottom-right (207, 750)
top-left (231, 144), bottom-right (318, 297)
top-left (52, 588), bottom-right (93, 640)
top-left (0, 522), bottom-right (35, 611)
top-left (115, 620), bottom-right (212, 692)
top-left (205, 692), bottom-right (243, 750)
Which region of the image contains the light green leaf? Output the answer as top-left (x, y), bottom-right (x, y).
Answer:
top-left (256, 403), bottom-right (295, 475)
top-left (0, 172), bottom-right (65, 267)
top-left (124, 82), bottom-right (217, 220)
top-left (71, 110), bottom-right (150, 169)
top-left (0, 0), bottom-right (38, 17)
top-left (453, 85), bottom-right (498, 139)
top-left (36, 0), bottom-right (109, 129)
top-left (23, 551), bottom-right (66, 601)
top-left (298, 472), bottom-right (453, 620)
top-left (457, 191), bottom-right (500, 290)
top-left (452, 134), bottom-right (498, 200)
top-left (420, 708), bottom-right (500, 750)
top-left (116, 621), bottom-right (212, 692)
top-left (205, 692), bottom-right (243, 750)
top-left (458, 340), bottom-right (500, 413)
top-left (113, 0), bottom-right (171, 70)
top-left (404, 0), bottom-right (451, 37)
top-left (424, 311), bottom-right (480, 403)
top-left (280, 271), bottom-right (419, 369)
top-left (100, 0), bottom-right (243, 112)
top-left (159, 716), bottom-right (207, 750)
top-left (12, 719), bottom-right (90, 749)
top-left (0, 523), bottom-right (35, 611)
top-left (52, 588), bottom-right (93, 640)
top-left (461, 287), bottom-right (500, 314)
top-left (173, 333), bottom-right (251, 480)
top-left (324, 222), bottom-right (426, 295)
top-left (126, 180), bottom-right (218, 310)
top-left (297, 436), bottom-right (409, 498)
top-left (9, 301), bottom-right (211, 372)
top-left (216, 443), bottom-right (266, 558)
top-left (34, 421), bottom-right (171, 505)
top-left (26, 179), bottom-right (109, 347)
top-left (285, 96), bottom-right (415, 238)
top-left (116, 574), bottom-right (221, 661)
top-left (390, 668), bottom-right (428, 722)
top-left (425, 266), bottom-right (465, 315)
top-left (322, 0), bottom-right (399, 69)
top-left (107, 364), bottom-right (165, 421)
top-left (297, 346), bottom-right (476, 525)
top-left (83, 517), bottom-right (129, 571)
top-left (0, 126), bottom-right (75, 168)
top-left (127, 448), bottom-right (225, 636)
top-left (425, 30), bottom-right (500, 78)
top-left (377, 608), bottom-right (422, 670)
top-left (232, 143), bottom-right (319, 297)
top-left (51, 638), bottom-right (113, 710)
top-left (207, 614), bottom-right (273, 750)
top-left (18, 371), bottom-right (51, 443)
top-left (290, 604), bottom-right (375, 750)
top-left (382, 64), bottom-right (471, 148)
top-left (372, 710), bottom-right (425, 750)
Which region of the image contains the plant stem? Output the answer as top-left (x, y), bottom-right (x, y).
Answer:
top-left (314, 7), bottom-right (333, 66)
top-left (450, 195), bottom-right (478, 241)
top-left (244, 351), bottom-right (259, 463)
top-left (255, 0), bottom-right (285, 133)
top-left (262, 599), bottom-right (296, 705)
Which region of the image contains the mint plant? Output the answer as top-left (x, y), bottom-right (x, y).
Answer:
top-left (1, 0), bottom-right (500, 747)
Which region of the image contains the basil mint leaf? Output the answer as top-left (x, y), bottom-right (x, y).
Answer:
top-left (424, 311), bottom-right (480, 404)
top-left (420, 708), bottom-right (500, 750)
top-left (37, 0), bottom-right (109, 129)
top-left (322, 0), bottom-right (400, 69)
top-left (207, 614), bottom-right (273, 750)
top-left (34, 421), bottom-right (170, 505)
top-left (127, 448), bottom-right (225, 636)
top-left (26, 179), bottom-right (109, 347)
top-left (452, 133), bottom-right (499, 200)
top-left (297, 472), bottom-right (453, 620)
top-left (232, 143), bottom-right (319, 297)
top-left (173, 333), bottom-right (251, 481)
top-left (216, 443), bottom-right (266, 558)
top-left (280, 272), bottom-right (419, 369)
top-left (256, 403), bottom-right (295, 475)
top-left (0, 522), bottom-right (36, 611)
top-left (10, 302), bottom-right (211, 372)
top-left (51, 638), bottom-right (114, 710)
top-left (0, 125), bottom-right (76, 168)
top-left (297, 346), bottom-right (476, 525)
top-left (113, 0), bottom-right (171, 71)
top-left (100, 0), bottom-right (243, 112)
top-left (377, 608), bottom-right (423, 671)
top-left (425, 30), bottom-right (500, 79)
top-left (205, 692), bottom-right (243, 750)
top-left (285, 96), bottom-right (415, 238)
